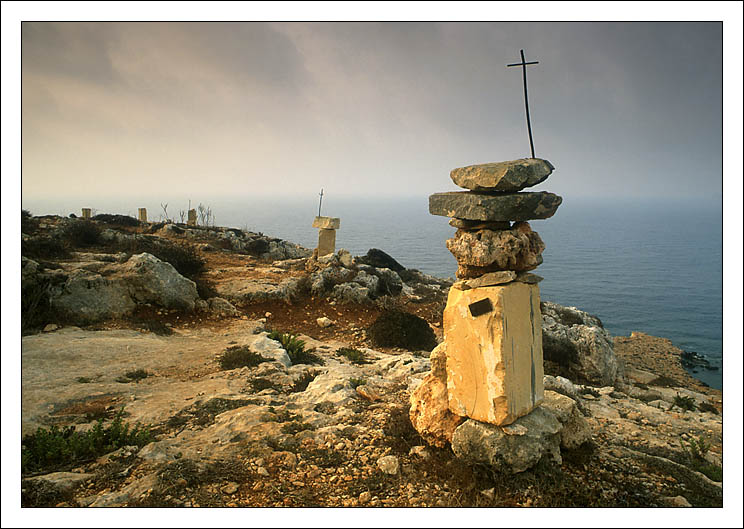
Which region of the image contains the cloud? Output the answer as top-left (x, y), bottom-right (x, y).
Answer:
top-left (21, 22), bottom-right (722, 202)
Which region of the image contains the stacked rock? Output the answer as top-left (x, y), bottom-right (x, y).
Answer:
top-left (410, 159), bottom-right (562, 447)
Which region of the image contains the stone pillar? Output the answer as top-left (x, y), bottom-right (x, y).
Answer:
top-left (443, 282), bottom-right (544, 425)
top-left (312, 216), bottom-right (340, 256)
top-left (138, 208), bottom-right (147, 222)
top-left (81, 208), bottom-right (91, 219)
top-left (187, 209), bottom-right (197, 226)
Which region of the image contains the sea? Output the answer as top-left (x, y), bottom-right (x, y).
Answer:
top-left (23, 195), bottom-right (723, 389)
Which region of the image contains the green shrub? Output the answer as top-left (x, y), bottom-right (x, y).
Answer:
top-left (349, 377), bottom-right (366, 389)
top-left (337, 347), bottom-right (370, 364)
top-left (267, 331), bottom-right (323, 365)
top-left (21, 410), bottom-right (153, 473)
top-left (21, 209), bottom-right (38, 235)
top-left (92, 213), bottom-right (140, 227)
top-left (21, 236), bottom-right (71, 260)
top-left (116, 369), bottom-right (150, 383)
top-left (62, 220), bottom-right (102, 247)
top-left (672, 394), bottom-right (697, 412)
top-left (76, 377), bottom-right (92, 384)
top-left (21, 277), bottom-right (54, 334)
top-left (698, 401), bottom-right (719, 415)
top-left (218, 345), bottom-right (268, 370)
top-left (682, 436), bottom-right (722, 481)
top-left (367, 310), bottom-right (437, 351)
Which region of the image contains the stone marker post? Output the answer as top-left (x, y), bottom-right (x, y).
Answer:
top-left (81, 208), bottom-right (92, 219)
top-left (312, 216), bottom-right (340, 256)
top-left (138, 208), bottom-right (148, 222)
top-left (411, 158), bottom-right (562, 443)
top-left (187, 209), bottom-right (197, 226)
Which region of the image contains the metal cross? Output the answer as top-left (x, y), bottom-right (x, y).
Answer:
top-left (318, 188), bottom-right (324, 217)
top-left (507, 49), bottom-right (539, 159)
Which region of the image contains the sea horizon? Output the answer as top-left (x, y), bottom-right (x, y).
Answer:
top-left (21, 194), bottom-right (723, 389)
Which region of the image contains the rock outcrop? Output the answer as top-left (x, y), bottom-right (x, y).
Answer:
top-left (541, 301), bottom-right (621, 385)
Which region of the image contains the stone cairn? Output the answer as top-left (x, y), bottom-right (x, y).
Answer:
top-left (410, 158), bottom-right (566, 469)
top-left (312, 216), bottom-right (340, 257)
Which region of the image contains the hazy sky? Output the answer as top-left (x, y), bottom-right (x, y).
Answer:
top-left (21, 21), bottom-right (722, 203)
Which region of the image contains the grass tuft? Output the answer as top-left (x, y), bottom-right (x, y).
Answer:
top-left (218, 345), bottom-right (268, 370)
top-left (21, 410), bottom-right (152, 474)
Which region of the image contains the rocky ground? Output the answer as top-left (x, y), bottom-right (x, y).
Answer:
top-left (19, 214), bottom-right (724, 509)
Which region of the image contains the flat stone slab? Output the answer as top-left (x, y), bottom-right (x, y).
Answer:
top-left (450, 158), bottom-right (554, 192)
top-left (452, 271), bottom-right (517, 290)
top-left (312, 216), bottom-right (340, 229)
top-left (449, 218), bottom-right (511, 230)
top-left (429, 191), bottom-right (562, 221)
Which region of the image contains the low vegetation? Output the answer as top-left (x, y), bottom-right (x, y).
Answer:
top-left (115, 369), bottom-right (150, 383)
top-left (21, 410), bottom-right (153, 474)
top-left (367, 310), bottom-right (437, 351)
top-left (682, 436), bottom-right (722, 482)
top-left (267, 330), bottom-right (324, 365)
top-left (92, 213), bottom-right (140, 227)
top-left (218, 345), bottom-right (268, 370)
top-left (349, 377), bottom-right (367, 389)
top-left (336, 347), bottom-right (370, 364)
top-left (62, 220), bottom-right (103, 247)
top-left (671, 394), bottom-right (697, 412)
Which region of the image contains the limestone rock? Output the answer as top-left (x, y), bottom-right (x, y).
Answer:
top-left (450, 158), bottom-right (554, 192)
top-left (429, 342), bottom-right (447, 381)
top-left (312, 216), bottom-right (341, 230)
top-left (446, 222), bottom-right (545, 277)
top-left (118, 253), bottom-right (199, 311)
top-left (25, 471), bottom-right (96, 493)
top-left (455, 271), bottom-right (517, 290)
top-left (540, 390), bottom-right (592, 449)
top-left (449, 218), bottom-right (511, 230)
top-left (444, 282), bottom-right (544, 425)
top-left (429, 191), bottom-right (562, 222)
top-left (317, 316), bottom-right (334, 328)
top-left (515, 272), bottom-right (544, 284)
top-left (451, 407), bottom-right (562, 474)
top-left (50, 269), bottom-right (136, 323)
top-left (207, 297), bottom-right (239, 316)
top-left (217, 276), bottom-right (306, 304)
top-left (409, 373), bottom-right (464, 448)
top-left (541, 301), bottom-right (620, 385)
top-left (377, 455), bottom-right (400, 475)
top-left (331, 283), bottom-right (371, 304)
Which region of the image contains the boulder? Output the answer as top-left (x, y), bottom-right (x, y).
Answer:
top-left (451, 407), bottom-right (562, 474)
top-left (541, 301), bottom-right (620, 386)
top-left (331, 283), bottom-right (371, 304)
top-left (450, 158), bottom-right (554, 192)
top-left (409, 373), bottom-right (464, 448)
top-left (356, 248), bottom-right (405, 272)
top-left (429, 191), bottom-right (562, 222)
top-left (446, 222), bottom-right (545, 277)
top-left (50, 269), bottom-right (136, 323)
top-left (217, 276), bottom-right (306, 304)
top-left (117, 253), bottom-right (198, 310)
top-left (207, 297), bottom-right (239, 316)
top-left (540, 390), bottom-right (592, 449)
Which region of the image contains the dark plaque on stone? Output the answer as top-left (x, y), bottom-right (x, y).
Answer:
top-left (468, 298), bottom-right (493, 318)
